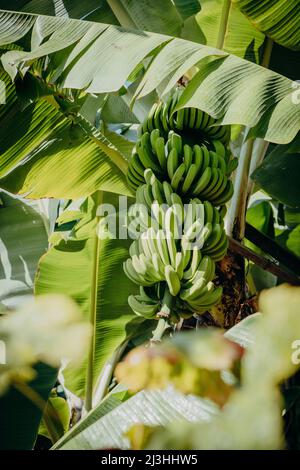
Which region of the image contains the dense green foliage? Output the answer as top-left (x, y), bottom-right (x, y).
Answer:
top-left (0, 0), bottom-right (299, 451)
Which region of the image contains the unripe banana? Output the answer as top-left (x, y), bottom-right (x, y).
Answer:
top-left (128, 295), bottom-right (159, 319)
top-left (165, 265), bottom-right (181, 296)
top-left (167, 148), bottom-right (179, 180)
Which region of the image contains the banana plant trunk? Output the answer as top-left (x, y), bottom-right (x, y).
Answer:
top-left (210, 250), bottom-right (246, 328)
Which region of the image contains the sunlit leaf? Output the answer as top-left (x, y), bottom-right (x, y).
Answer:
top-left (35, 193), bottom-right (137, 397)
top-left (233, 0), bottom-right (300, 50)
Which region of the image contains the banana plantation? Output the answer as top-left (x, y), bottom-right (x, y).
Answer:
top-left (0, 0), bottom-right (300, 453)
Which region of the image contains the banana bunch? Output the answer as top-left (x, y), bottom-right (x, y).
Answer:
top-left (127, 129), bottom-right (236, 205)
top-left (130, 171), bottom-right (228, 262)
top-left (139, 90), bottom-right (230, 145)
top-left (124, 89), bottom-right (235, 322)
top-left (179, 252), bottom-right (222, 313)
top-left (127, 283), bottom-right (186, 322)
top-left (124, 226), bottom-right (222, 318)
top-left (128, 285), bottom-right (161, 319)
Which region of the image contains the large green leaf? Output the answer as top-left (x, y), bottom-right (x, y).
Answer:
top-left (56, 387), bottom-right (218, 450)
top-left (107, 0), bottom-right (183, 36)
top-left (39, 391), bottom-right (71, 441)
top-left (0, 109), bottom-right (132, 198)
top-left (59, 27), bottom-right (168, 93)
top-left (252, 138), bottom-right (300, 207)
top-left (3, 0), bottom-right (202, 40)
top-left (233, 0), bottom-right (300, 51)
top-left (52, 384), bottom-right (129, 449)
top-left (245, 199), bottom-right (277, 291)
top-left (246, 200), bottom-right (274, 250)
top-left (0, 10), bottom-right (299, 145)
top-left (224, 312), bottom-right (260, 348)
top-left (0, 10), bottom-right (35, 44)
top-left (0, 191), bottom-right (48, 308)
top-left (195, 0), bottom-right (265, 61)
top-left (174, 53), bottom-right (300, 144)
top-left (276, 225), bottom-right (300, 260)
top-left (173, 0), bottom-right (201, 20)
top-left (0, 0), bottom-right (119, 23)
top-left (0, 70), bottom-right (132, 198)
top-left (35, 193), bottom-right (137, 398)
top-left (132, 39), bottom-right (225, 102)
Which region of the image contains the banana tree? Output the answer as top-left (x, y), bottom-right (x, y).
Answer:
top-left (0, 0), bottom-right (299, 449)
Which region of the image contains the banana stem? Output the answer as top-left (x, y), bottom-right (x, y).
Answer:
top-left (225, 136), bottom-right (254, 240)
top-left (216, 0), bottom-right (232, 50)
top-left (159, 287), bottom-right (174, 318)
top-left (150, 289), bottom-right (173, 345)
top-left (246, 138), bottom-right (269, 199)
top-left (261, 37), bottom-right (274, 68)
top-left (92, 341), bottom-right (128, 407)
top-left (106, 0), bottom-right (137, 29)
top-left (246, 38), bottom-right (273, 203)
top-left (150, 318), bottom-right (170, 345)
top-left (226, 36), bottom-right (274, 239)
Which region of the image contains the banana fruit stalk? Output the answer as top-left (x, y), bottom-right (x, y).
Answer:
top-left (124, 89), bottom-right (235, 322)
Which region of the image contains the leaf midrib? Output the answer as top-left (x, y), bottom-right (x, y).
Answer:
top-left (85, 190), bottom-right (103, 411)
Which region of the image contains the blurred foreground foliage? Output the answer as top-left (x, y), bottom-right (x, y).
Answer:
top-left (116, 285), bottom-right (300, 449)
top-left (0, 295), bottom-right (90, 449)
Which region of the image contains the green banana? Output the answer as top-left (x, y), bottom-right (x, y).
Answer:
top-left (204, 224), bottom-right (224, 253)
top-left (193, 145), bottom-right (204, 175)
top-left (200, 168), bottom-right (220, 198)
top-left (161, 96), bottom-right (173, 132)
top-left (168, 131), bottom-right (183, 155)
top-left (183, 108), bottom-right (190, 128)
top-left (155, 136), bottom-right (167, 171)
top-left (167, 148), bottom-right (179, 180)
top-left (203, 200), bottom-right (214, 224)
top-left (209, 172), bottom-right (227, 201)
top-left (181, 163), bottom-right (198, 194)
top-left (188, 285), bottom-right (222, 310)
top-left (153, 101), bottom-right (163, 130)
top-left (152, 178), bottom-right (165, 204)
top-left (128, 295), bottom-right (159, 319)
top-left (212, 140), bottom-right (226, 158)
top-left (207, 170), bottom-right (226, 198)
top-left (180, 276), bottom-right (208, 302)
top-left (211, 180), bottom-right (234, 205)
top-left (150, 129), bottom-right (160, 151)
top-left (171, 193), bottom-right (184, 227)
top-left (175, 108), bottom-right (185, 130)
top-left (165, 265), bottom-right (181, 296)
top-left (171, 162), bottom-right (186, 191)
top-left (131, 152), bottom-right (146, 177)
top-left (156, 229), bottom-right (171, 266)
top-left (194, 109), bottom-right (204, 129)
top-left (227, 157), bottom-right (238, 175)
top-left (127, 169), bottom-right (141, 191)
top-left (163, 181), bottom-right (173, 206)
top-left (193, 167), bottom-right (212, 195)
top-left (136, 141), bottom-right (160, 175)
top-left (183, 247), bottom-right (202, 280)
top-left (183, 144), bottom-right (193, 168)
top-left (140, 102), bottom-right (156, 135)
top-left (209, 151), bottom-right (220, 169)
top-left (189, 107), bottom-right (197, 128)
